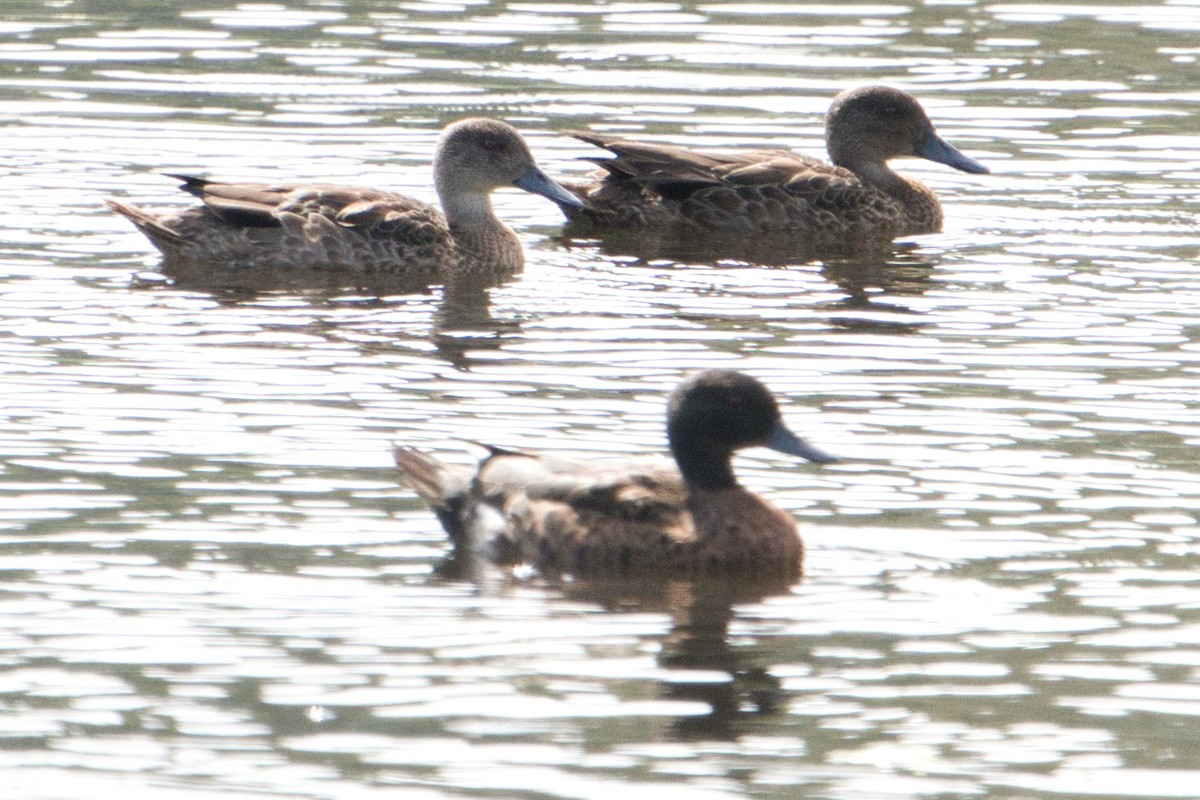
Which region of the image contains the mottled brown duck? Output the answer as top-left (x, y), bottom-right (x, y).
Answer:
top-left (557, 86), bottom-right (988, 241)
top-left (107, 118), bottom-right (584, 275)
top-left (393, 370), bottom-right (838, 581)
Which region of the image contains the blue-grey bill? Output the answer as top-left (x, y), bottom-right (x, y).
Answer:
top-left (763, 422), bottom-right (839, 464)
top-left (917, 132), bottom-right (989, 175)
top-left (514, 165), bottom-right (588, 209)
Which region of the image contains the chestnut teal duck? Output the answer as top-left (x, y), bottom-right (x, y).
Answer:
top-left (393, 370), bottom-right (838, 580)
top-left (107, 118), bottom-right (585, 276)
top-left (556, 86), bottom-right (988, 241)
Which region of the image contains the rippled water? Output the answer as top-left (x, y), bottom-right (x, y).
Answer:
top-left (3, 1), bottom-right (1200, 798)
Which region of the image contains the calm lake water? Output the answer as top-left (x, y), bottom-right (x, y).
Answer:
top-left (3, 1), bottom-right (1200, 798)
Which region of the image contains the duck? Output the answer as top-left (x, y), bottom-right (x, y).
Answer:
top-left (556, 85), bottom-right (988, 242)
top-left (393, 370), bottom-right (838, 580)
top-left (106, 118), bottom-right (586, 276)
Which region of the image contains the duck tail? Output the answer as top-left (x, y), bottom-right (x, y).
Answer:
top-left (393, 445), bottom-right (473, 548)
top-left (393, 446), bottom-right (451, 505)
top-left (105, 198), bottom-right (184, 253)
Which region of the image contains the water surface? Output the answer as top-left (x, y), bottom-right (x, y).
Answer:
top-left (3, 1), bottom-right (1200, 798)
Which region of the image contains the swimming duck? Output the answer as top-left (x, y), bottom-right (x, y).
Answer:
top-left (556, 86), bottom-right (988, 241)
top-left (393, 370), bottom-right (837, 580)
top-left (107, 118), bottom-right (585, 275)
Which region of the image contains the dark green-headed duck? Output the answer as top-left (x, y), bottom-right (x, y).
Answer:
top-left (393, 370), bottom-right (837, 581)
top-left (107, 118), bottom-right (584, 276)
top-left (556, 86), bottom-right (988, 241)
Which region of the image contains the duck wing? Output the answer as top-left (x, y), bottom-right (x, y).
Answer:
top-left (567, 133), bottom-right (828, 198)
top-left (168, 175), bottom-right (448, 242)
top-left (169, 175), bottom-right (299, 227)
top-left (472, 449), bottom-right (696, 574)
top-left (566, 134), bottom-right (890, 236)
top-left (568, 131), bottom-right (756, 185)
top-left (396, 443), bottom-right (696, 573)
top-left (478, 451), bottom-right (687, 522)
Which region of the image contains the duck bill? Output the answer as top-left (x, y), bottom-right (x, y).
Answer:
top-left (764, 422), bottom-right (839, 465)
top-left (514, 165), bottom-right (588, 209)
top-left (916, 132), bottom-right (989, 175)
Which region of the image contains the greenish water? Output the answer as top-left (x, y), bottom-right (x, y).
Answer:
top-left (2, 1), bottom-right (1200, 798)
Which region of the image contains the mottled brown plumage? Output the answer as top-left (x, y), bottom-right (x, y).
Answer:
top-left (107, 118), bottom-right (584, 276)
top-left (393, 370), bottom-right (838, 581)
top-left (557, 86), bottom-right (988, 242)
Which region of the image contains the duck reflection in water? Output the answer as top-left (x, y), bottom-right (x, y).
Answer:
top-left (560, 233), bottom-right (942, 330)
top-left (573, 576), bottom-right (798, 740)
top-left (130, 265), bottom-right (526, 373)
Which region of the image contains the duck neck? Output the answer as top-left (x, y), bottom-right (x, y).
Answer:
top-left (671, 438), bottom-right (739, 493)
top-left (438, 186), bottom-right (522, 270)
top-left (439, 186), bottom-right (501, 230)
top-left (840, 160), bottom-right (942, 233)
top-left (842, 159), bottom-right (907, 196)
